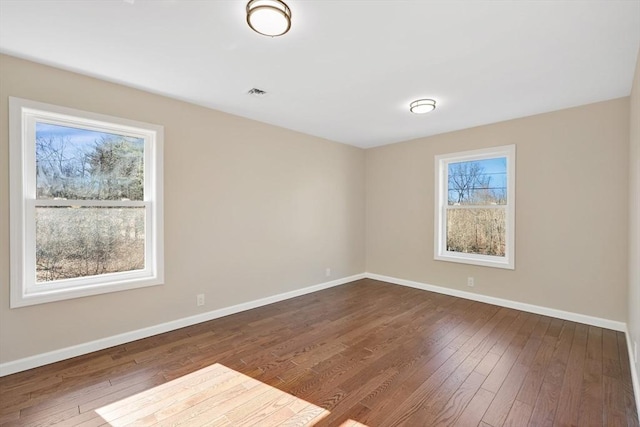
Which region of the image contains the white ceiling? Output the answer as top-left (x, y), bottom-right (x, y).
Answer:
top-left (1, 0), bottom-right (639, 148)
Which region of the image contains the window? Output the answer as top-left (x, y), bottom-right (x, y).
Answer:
top-left (434, 145), bottom-right (515, 269)
top-left (9, 97), bottom-right (164, 307)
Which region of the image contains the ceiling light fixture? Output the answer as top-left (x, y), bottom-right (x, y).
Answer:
top-left (409, 98), bottom-right (436, 114)
top-left (246, 0), bottom-right (292, 37)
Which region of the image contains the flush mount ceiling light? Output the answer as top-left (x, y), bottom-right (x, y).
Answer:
top-left (409, 98), bottom-right (436, 114)
top-left (246, 0), bottom-right (292, 37)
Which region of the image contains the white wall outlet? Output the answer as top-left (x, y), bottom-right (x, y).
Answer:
top-left (197, 294), bottom-right (205, 306)
top-left (467, 277), bottom-right (475, 287)
top-left (325, 268), bottom-right (331, 277)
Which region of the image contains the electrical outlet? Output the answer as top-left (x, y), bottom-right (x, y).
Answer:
top-left (467, 277), bottom-right (475, 287)
top-left (326, 268), bottom-right (331, 277)
top-left (197, 294), bottom-right (205, 306)
top-left (635, 341), bottom-right (638, 364)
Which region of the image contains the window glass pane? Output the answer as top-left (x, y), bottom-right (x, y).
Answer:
top-left (446, 208), bottom-right (506, 256)
top-left (447, 157), bottom-right (507, 205)
top-left (36, 122), bottom-right (144, 201)
top-left (36, 206), bottom-right (145, 283)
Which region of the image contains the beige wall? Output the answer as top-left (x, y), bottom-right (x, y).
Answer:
top-left (1, 51), bottom-right (635, 369)
top-left (629, 49), bottom-right (640, 392)
top-left (366, 98), bottom-right (630, 321)
top-left (0, 55), bottom-right (366, 364)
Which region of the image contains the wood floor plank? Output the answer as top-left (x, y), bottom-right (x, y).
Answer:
top-left (0, 279), bottom-right (637, 427)
top-left (377, 308), bottom-right (526, 425)
top-left (577, 326), bottom-right (604, 426)
top-left (481, 313), bottom-right (538, 394)
top-left (503, 399), bottom-right (533, 426)
top-left (409, 321), bottom-right (504, 424)
top-left (310, 366), bottom-right (399, 426)
top-left (516, 340), bottom-right (556, 407)
top-left (603, 329), bottom-right (622, 379)
top-left (603, 374), bottom-right (629, 427)
top-left (454, 387), bottom-right (496, 427)
top-left (617, 331), bottom-right (640, 426)
top-left (529, 321), bottom-right (576, 426)
top-left (554, 323), bottom-right (589, 426)
top-left (250, 395), bottom-right (315, 426)
top-left (482, 316), bottom-right (550, 426)
top-left (429, 370), bottom-right (487, 426)
top-left (98, 365), bottom-right (237, 425)
top-left (0, 405), bottom-right (79, 427)
top-left (153, 377), bottom-right (270, 427)
top-left (482, 363), bottom-right (530, 426)
top-left (357, 300), bottom-right (504, 421)
top-left (0, 412), bottom-right (19, 425)
top-left (16, 379), bottom-right (112, 423)
top-left (78, 372), bottom-right (167, 414)
top-left (223, 385), bottom-right (296, 425)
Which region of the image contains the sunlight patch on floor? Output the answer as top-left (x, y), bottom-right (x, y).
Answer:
top-left (94, 363), bottom-right (368, 426)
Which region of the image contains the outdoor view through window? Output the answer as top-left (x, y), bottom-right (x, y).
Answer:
top-left (35, 122), bottom-right (145, 283)
top-left (446, 157), bottom-right (507, 256)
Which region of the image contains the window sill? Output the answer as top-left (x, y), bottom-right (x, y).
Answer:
top-left (435, 252), bottom-right (514, 270)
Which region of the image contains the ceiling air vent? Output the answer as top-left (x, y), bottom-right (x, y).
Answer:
top-left (247, 88), bottom-right (268, 97)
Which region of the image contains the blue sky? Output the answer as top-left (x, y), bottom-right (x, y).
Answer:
top-left (37, 122), bottom-right (122, 146)
top-left (448, 157), bottom-right (507, 203)
top-left (448, 157), bottom-right (507, 188)
top-left (36, 122), bottom-right (143, 153)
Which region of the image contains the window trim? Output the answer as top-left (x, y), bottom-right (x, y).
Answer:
top-left (434, 144), bottom-right (516, 270)
top-left (9, 97), bottom-right (164, 307)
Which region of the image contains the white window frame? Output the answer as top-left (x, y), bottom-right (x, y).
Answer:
top-left (9, 97), bottom-right (164, 307)
top-left (434, 144), bottom-right (515, 270)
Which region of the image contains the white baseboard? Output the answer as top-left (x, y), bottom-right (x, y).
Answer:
top-left (0, 272), bottom-right (628, 377)
top-left (0, 273), bottom-right (366, 377)
top-left (625, 328), bottom-right (640, 420)
top-left (365, 273), bottom-right (626, 332)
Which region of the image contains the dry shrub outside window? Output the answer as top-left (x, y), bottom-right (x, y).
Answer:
top-left (446, 208), bottom-right (506, 256)
top-left (36, 207), bottom-right (145, 282)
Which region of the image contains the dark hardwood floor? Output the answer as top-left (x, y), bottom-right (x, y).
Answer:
top-left (0, 279), bottom-right (637, 426)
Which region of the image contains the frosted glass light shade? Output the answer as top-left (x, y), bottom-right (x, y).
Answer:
top-left (247, 0), bottom-right (292, 37)
top-left (410, 99), bottom-right (436, 114)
